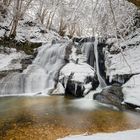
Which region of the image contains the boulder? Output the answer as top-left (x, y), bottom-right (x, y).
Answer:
top-left (94, 84), bottom-right (124, 110)
top-left (59, 62), bottom-right (98, 97)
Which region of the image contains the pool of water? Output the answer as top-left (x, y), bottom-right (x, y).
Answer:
top-left (0, 96), bottom-right (140, 140)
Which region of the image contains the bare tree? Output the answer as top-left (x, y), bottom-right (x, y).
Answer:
top-left (9, 0), bottom-right (33, 37)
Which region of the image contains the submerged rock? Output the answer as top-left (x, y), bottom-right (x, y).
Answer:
top-left (94, 84), bottom-right (124, 110)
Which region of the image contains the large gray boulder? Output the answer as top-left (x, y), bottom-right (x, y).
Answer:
top-left (94, 84), bottom-right (124, 110)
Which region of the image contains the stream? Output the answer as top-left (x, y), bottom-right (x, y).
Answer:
top-left (0, 96), bottom-right (140, 140)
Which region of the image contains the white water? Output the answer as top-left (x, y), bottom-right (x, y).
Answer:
top-left (0, 38), bottom-right (106, 96)
top-left (94, 37), bottom-right (106, 88)
top-left (0, 43), bottom-right (67, 95)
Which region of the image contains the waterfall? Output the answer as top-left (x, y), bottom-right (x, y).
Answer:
top-left (77, 38), bottom-right (106, 88)
top-left (0, 43), bottom-right (67, 95)
top-left (81, 42), bottom-right (95, 66)
top-left (94, 37), bottom-right (106, 88)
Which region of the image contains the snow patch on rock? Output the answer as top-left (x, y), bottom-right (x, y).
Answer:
top-left (59, 62), bottom-right (95, 83)
top-left (107, 45), bottom-right (140, 78)
top-left (123, 74), bottom-right (140, 106)
top-left (0, 48), bottom-right (29, 71)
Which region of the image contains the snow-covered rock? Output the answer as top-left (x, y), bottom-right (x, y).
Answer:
top-left (0, 48), bottom-right (29, 71)
top-left (59, 62), bottom-right (97, 97)
top-left (0, 18), bottom-right (61, 43)
top-left (57, 41), bottom-right (98, 97)
top-left (15, 20), bottom-right (61, 43)
top-left (107, 45), bottom-right (140, 77)
top-left (123, 74), bottom-right (140, 107)
top-left (106, 30), bottom-right (140, 108)
top-left (60, 62), bottom-right (95, 83)
top-left (106, 31), bottom-right (140, 83)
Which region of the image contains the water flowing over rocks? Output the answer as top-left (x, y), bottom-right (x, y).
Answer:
top-left (0, 29), bottom-right (140, 111)
top-left (57, 37), bottom-right (107, 97)
top-left (0, 37), bottom-right (106, 97)
top-left (0, 42), bottom-right (68, 95)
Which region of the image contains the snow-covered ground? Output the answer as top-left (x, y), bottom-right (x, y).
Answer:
top-left (59, 129), bottom-right (140, 140)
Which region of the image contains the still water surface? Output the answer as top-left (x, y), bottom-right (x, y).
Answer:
top-left (0, 96), bottom-right (140, 140)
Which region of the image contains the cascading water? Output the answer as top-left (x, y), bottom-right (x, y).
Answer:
top-left (94, 37), bottom-right (106, 88)
top-left (81, 42), bottom-right (95, 66)
top-left (79, 38), bottom-right (106, 88)
top-left (0, 43), bottom-right (67, 95)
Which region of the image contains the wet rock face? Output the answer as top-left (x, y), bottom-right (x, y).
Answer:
top-left (65, 81), bottom-right (85, 97)
top-left (64, 43), bottom-right (73, 62)
top-left (20, 57), bottom-right (34, 70)
top-left (94, 84), bottom-right (124, 110)
top-left (91, 75), bottom-right (99, 89)
top-left (97, 42), bottom-right (107, 80)
top-left (87, 44), bottom-right (95, 68)
top-left (73, 37), bottom-right (95, 44)
top-left (64, 76), bottom-right (99, 97)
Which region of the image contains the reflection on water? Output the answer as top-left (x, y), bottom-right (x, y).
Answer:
top-left (0, 96), bottom-right (140, 140)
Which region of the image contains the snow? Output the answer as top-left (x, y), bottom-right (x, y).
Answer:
top-left (0, 29), bottom-right (5, 37)
top-left (59, 62), bottom-right (95, 83)
top-left (0, 17), bottom-right (61, 44)
top-left (52, 82), bottom-right (65, 95)
top-left (106, 32), bottom-right (140, 107)
top-left (83, 82), bottom-right (92, 95)
top-left (107, 45), bottom-right (140, 77)
top-left (106, 30), bottom-right (140, 80)
top-left (106, 33), bottom-right (140, 106)
top-left (15, 21), bottom-right (61, 43)
top-left (59, 129), bottom-right (140, 140)
top-left (0, 49), bottom-right (28, 71)
top-left (105, 31), bottom-right (140, 107)
top-left (85, 88), bottom-right (102, 99)
top-left (123, 74), bottom-right (140, 106)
